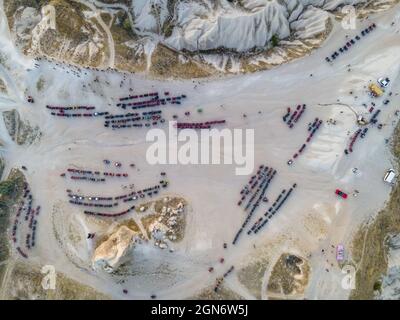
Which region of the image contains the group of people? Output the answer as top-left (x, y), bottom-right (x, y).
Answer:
top-left (283, 104), bottom-right (307, 129)
top-left (326, 23), bottom-right (377, 63)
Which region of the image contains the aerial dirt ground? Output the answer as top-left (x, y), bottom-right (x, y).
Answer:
top-left (1, 0), bottom-right (400, 299)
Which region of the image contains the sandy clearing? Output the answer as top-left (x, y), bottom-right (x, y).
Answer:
top-left (0, 1), bottom-right (400, 299)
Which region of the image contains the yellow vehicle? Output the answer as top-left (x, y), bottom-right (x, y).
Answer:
top-left (369, 83), bottom-right (383, 97)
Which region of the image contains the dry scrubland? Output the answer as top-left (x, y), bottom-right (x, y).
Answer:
top-left (350, 125), bottom-right (400, 299)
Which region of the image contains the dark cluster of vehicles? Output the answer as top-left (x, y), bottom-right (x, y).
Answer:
top-left (65, 168), bottom-right (129, 178)
top-left (70, 176), bottom-right (106, 182)
top-left (176, 120), bottom-right (226, 129)
top-left (345, 108), bottom-right (383, 155)
top-left (49, 111), bottom-right (109, 118)
top-left (105, 110), bottom-right (167, 129)
top-left (12, 183), bottom-right (40, 257)
top-left (46, 105), bottom-right (95, 111)
top-left (69, 199), bottom-right (118, 208)
top-left (325, 23), bottom-right (377, 63)
top-left (288, 118), bottom-right (323, 165)
top-left (122, 184), bottom-right (165, 202)
top-left (105, 111), bottom-right (165, 129)
top-left (250, 183), bottom-right (297, 234)
top-left (84, 205), bottom-right (137, 218)
top-left (282, 104), bottom-right (307, 128)
top-left (47, 105), bottom-right (107, 118)
top-left (70, 179), bottom-right (168, 217)
top-left (117, 91), bottom-right (187, 110)
top-left (233, 165), bottom-right (277, 245)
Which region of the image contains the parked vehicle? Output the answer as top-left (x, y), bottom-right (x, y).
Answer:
top-left (378, 77), bottom-right (390, 88)
top-left (383, 169), bottom-right (396, 184)
top-left (336, 244), bottom-right (345, 261)
top-left (335, 189), bottom-right (348, 199)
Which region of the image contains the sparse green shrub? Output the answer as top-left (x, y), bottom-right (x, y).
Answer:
top-left (271, 34), bottom-right (279, 47)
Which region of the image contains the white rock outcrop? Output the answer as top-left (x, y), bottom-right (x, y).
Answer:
top-left (92, 226), bottom-right (137, 272)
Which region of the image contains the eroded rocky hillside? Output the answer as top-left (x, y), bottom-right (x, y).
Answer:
top-left (3, 0), bottom-right (399, 76)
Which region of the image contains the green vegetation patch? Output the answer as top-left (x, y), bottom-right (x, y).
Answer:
top-left (0, 169), bottom-right (25, 263)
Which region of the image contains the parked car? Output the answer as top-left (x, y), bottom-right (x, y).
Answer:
top-left (383, 169), bottom-right (396, 184)
top-left (335, 189), bottom-right (348, 199)
top-left (336, 244), bottom-right (345, 261)
top-left (378, 77), bottom-right (390, 87)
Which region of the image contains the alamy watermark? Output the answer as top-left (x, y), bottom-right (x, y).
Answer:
top-left (146, 121), bottom-right (255, 175)
top-left (341, 5), bottom-right (357, 30)
top-left (341, 264), bottom-right (356, 290)
top-left (41, 265), bottom-right (56, 290)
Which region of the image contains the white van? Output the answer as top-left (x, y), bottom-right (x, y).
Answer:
top-left (378, 77), bottom-right (390, 88)
top-left (383, 169), bottom-right (396, 184)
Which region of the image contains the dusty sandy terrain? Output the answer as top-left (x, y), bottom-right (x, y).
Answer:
top-left (1, 0), bottom-right (400, 300)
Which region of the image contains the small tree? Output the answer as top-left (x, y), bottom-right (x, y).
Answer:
top-left (0, 180), bottom-right (16, 197)
top-left (122, 18), bottom-right (131, 32)
top-left (271, 34), bottom-right (279, 47)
